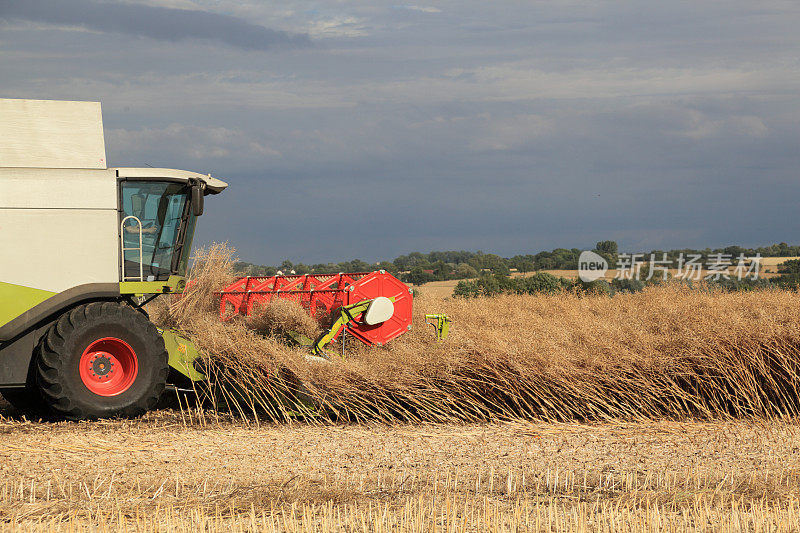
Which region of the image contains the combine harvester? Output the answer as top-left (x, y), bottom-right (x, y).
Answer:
top-left (0, 98), bottom-right (447, 420)
top-left (0, 98), bottom-right (223, 419)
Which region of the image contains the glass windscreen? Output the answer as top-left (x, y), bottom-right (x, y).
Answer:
top-left (120, 181), bottom-right (189, 281)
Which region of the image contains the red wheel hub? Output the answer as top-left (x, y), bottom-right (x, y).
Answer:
top-left (79, 337), bottom-right (138, 396)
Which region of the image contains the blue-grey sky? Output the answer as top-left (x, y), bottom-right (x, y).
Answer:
top-left (2, 0), bottom-right (799, 264)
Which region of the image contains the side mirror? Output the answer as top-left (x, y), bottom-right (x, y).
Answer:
top-left (192, 184), bottom-right (204, 216)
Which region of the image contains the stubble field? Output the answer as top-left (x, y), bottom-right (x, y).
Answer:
top-left (2, 407), bottom-right (800, 531)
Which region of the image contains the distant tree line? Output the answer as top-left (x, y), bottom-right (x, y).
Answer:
top-left (232, 241), bottom-right (800, 286)
top-left (453, 271), bottom-right (778, 298)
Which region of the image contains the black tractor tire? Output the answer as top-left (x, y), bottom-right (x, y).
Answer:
top-left (35, 301), bottom-right (169, 420)
top-left (0, 386), bottom-right (49, 419)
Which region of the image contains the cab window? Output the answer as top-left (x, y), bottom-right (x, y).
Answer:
top-left (120, 181), bottom-right (188, 281)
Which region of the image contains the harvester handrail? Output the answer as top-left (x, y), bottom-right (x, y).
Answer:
top-left (120, 215), bottom-right (144, 282)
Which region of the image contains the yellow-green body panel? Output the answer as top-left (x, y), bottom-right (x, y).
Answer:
top-left (0, 282), bottom-right (56, 328)
top-left (119, 276), bottom-right (186, 296)
top-left (159, 328), bottom-right (206, 381)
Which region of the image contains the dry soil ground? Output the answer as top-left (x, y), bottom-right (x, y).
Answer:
top-left (2, 398), bottom-right (800, 531)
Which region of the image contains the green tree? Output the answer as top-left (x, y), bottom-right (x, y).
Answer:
top-left (453, 280), bottom-right (480, 298)
top-left (406, 266), bottom-right (435, 286)
top-left (595, 240), bottom-right (618, 256)
top-left (279, 259), bottom-right (294, 273)
top-left (517, 260), bottom-right (535, 273)
top-left (611, 278), bottom-right (645, 293)
top-left (432, 260), bottom-right (449, 280)
top-left (778, 259), bottom-right (800, 274)
top-left (579, 279), bottom-right (612, 296)
top-left (454, 263), bottom-right (478, 279)
top-left (522, 272), bottom-right (562, 294)
top-left (475, 273), bottom-right (504, 296)
top-left (377, 261), bottom-right (397, 273)
top-left (594, 241), bottom-right (618, 267)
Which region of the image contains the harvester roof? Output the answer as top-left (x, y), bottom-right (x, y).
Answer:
top-left (0, 98), bottom-right (106, 169)
top-left (114, 168), bottom-right (228, 194)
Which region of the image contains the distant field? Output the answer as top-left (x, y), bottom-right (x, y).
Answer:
top-left (412, 256), bottom-right (799, 297)
top-left (758, 256), bottom-right (800, 268)
top-left (412, 279), bottom-right (462, 297)
top-left (2, 409), bottom-right (800, 530)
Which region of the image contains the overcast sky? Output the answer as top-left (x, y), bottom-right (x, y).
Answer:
top-left (2, 0), bottom-right (799, 264)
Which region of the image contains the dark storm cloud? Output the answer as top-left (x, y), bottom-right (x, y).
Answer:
top-left (2, 1), bottom-right (799, 264)
top-left (0, 0), bottom-right (312, 50)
